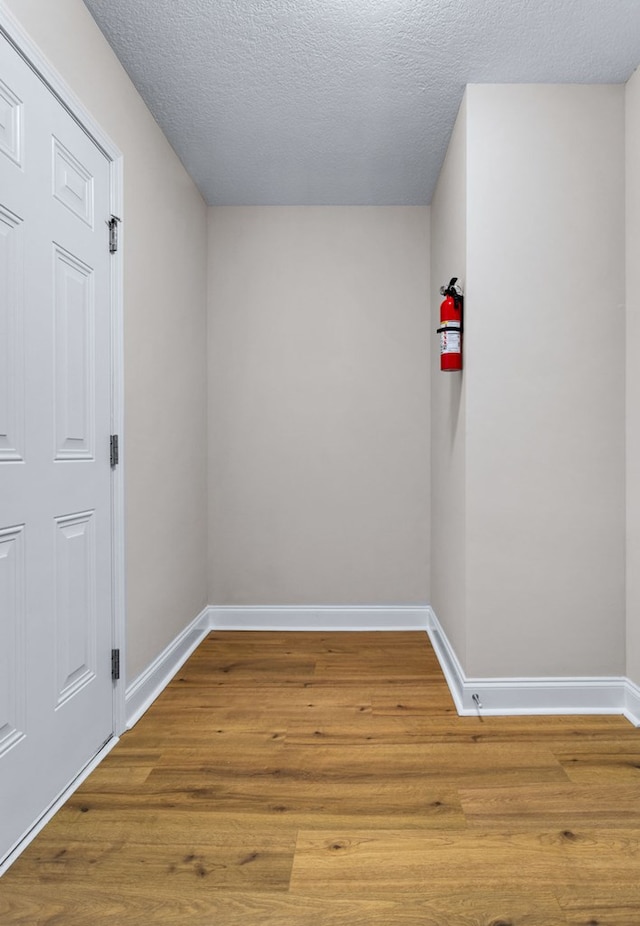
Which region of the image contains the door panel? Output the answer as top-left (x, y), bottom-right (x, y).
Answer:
top-left (0, 76), bottom-right (21, 165)
top-left (52, 136), bottom-right (94, 227)
top-left (0, 34), bottom-right (114, 862)
top-left (53, 244), bottom-right (95, 460)
top-left (0, 205), bottom-right (24, 461)
top-left (54, 510), bottom-right (97, 706)
top-left (0, 525), bottom-right (26, 759)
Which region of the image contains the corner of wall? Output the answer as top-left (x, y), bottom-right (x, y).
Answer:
top-left (626, 65), bottom-right (640, 688)
top-left (430, 92), bottom-right (468, 669)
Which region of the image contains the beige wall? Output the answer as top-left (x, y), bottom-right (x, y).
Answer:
top-left (5, 0), bottom-right (209, 680)
top-left (6, 0), bottom-right (633, 687)
top-left (627, 67), bottom-right (640, 688)
top-left (430, 95), bottom-right (468, 663)
top-left (207, 207), bottom-right (430, 607)
top-left (465, 84), bottom-right (626, 677)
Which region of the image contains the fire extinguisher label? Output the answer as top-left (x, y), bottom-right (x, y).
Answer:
top-left (440, 330), bottom-right (461, 354)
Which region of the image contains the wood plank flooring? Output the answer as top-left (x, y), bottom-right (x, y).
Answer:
top-left (1, 631), bottom-right (640, 925)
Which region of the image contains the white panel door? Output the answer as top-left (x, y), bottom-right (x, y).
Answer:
top-left (0, 34), bottom-right (113, 861)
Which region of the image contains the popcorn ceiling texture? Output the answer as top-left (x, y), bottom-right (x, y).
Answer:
top-left (82, 0), bottom-right (640, 205)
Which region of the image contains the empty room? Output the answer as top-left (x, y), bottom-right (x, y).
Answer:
top-left (2, 0), bottom-right (640, 923)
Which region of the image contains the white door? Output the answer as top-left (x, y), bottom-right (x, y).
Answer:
top-left (0, 34), bottom-right (114, 861)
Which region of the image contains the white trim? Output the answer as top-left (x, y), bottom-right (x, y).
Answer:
top-left (623, 678), bottom-right (640, 726)
top-left (124, 604), bottom-right (640, 728)
top-left (425, 608), bottom-right (466, 712)
top-left (0, 736), bottom-right (119, 877)
top-left (125, 608), bottom-right (211, 728)
top-left (124, 604), bottom-right (429, 728)
top-left (427, 606), bottom-right (634, 720)
top-left (0, 4), bottom-right (120, 159)
top-left (109, 155), bottom-right (126, 734)
top-left (207, 605), bottom-right (431, 632)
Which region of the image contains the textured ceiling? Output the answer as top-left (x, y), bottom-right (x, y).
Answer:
top-left (82, 0), bottom-right (640, 206)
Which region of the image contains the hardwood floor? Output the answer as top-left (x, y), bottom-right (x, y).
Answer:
top-left (1, 631), bottom-right (640, 925)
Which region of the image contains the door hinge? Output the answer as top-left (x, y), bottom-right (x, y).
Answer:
top-left (111, 648), bottom-right (120, 681)
top-left (108, 215), bottom-right (121, 253)
top-left (110, 434), bottom-right (119, 468)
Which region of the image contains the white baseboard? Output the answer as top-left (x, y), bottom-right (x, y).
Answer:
top-left (125, 606), bottom-right (210, 728)
top-left (207, 605), bottom-right (430, 632)
top-left (0, 736), bottom-right (119, 876)
top-left (427, 606), bottom-right (639, 723)
top-left (624, 678), bottom-right (640, 726)
top-left (125, 605), bottom-right (428, 729)
top-left (124, 603), bottom-right (640, 729)
top-left (425, 608), bottom-right (466, 711)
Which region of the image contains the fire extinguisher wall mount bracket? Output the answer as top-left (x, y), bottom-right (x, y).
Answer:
top-left (437, 277), bottom-right (463, 372)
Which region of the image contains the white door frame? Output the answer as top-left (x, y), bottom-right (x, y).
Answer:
top-left (0, 6), bottom-right (126, 737)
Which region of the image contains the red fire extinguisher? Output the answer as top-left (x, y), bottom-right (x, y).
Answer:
top-left (437, 277), bottom-right (463, 371)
